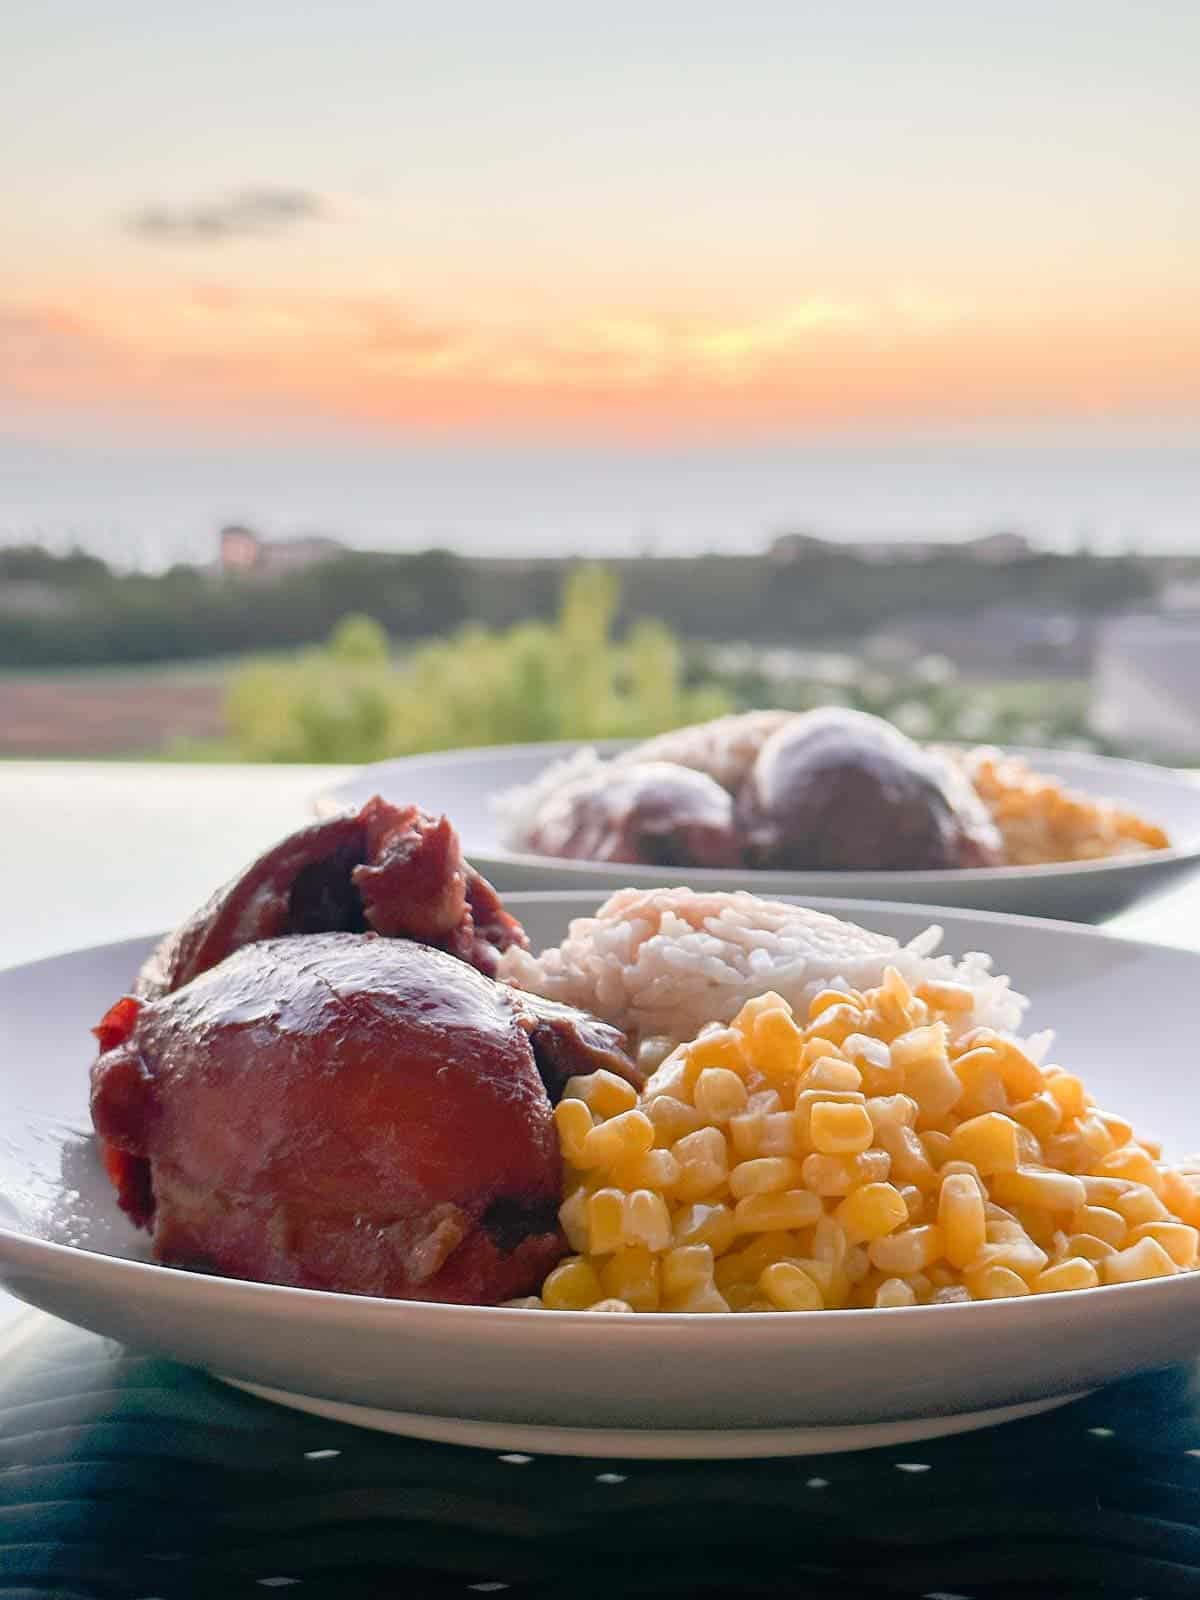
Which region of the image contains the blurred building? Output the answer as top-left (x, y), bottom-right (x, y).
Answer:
top-left (1091, 612), bottom-right (1200, 759)
top-left (219, 525), bottom-right (345, 577)
top-left (769, 530), bottom-right (1033, 565)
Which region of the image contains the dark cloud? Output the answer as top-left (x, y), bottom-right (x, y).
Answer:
top-left (124, 187), bottom-right (329, 243)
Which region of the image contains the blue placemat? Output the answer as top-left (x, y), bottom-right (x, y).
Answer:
top-left (3, 1311), bottom-right (1200, 1598)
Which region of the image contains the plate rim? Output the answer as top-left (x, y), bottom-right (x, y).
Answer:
top-left (4, 897), bottom-right (1200, 1331)
top-left (314, 739), bottom-right (1200, 886)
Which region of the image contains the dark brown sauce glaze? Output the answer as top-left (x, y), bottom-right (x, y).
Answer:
top-left (92, 934), bottom-right (636, 1304)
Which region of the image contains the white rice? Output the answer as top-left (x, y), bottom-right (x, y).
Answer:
top-left (499, 886), bottom-right (1034, 1050)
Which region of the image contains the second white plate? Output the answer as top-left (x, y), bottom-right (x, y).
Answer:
top-left (316, 742), bottom-right (1200, 921)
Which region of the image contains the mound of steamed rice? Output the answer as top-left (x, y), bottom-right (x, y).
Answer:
top-left (498, 887), bottom-right (1031, 1050)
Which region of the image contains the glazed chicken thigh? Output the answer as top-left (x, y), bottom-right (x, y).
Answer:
top-left (92, 933), bottom-right (634, 1303)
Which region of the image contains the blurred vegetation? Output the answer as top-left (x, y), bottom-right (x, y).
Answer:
top-left (0, 538), bottom-right (1166, 669)
top-left (222, 568), bottom-right (732, 763)
top-left (208, 568), bottom-right (1108, 764)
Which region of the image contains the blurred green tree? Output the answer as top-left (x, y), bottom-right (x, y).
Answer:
top-left (223, 568), bottom-right (734, 762)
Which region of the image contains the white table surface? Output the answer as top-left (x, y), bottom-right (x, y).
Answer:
top-left (3, 758), bottom-right (1200, 1337)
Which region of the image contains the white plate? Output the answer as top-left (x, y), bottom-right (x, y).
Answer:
top-left (316, 743), bottom-right (1200, 922)
top-left (3, 896), bottom-right (1200, 1456)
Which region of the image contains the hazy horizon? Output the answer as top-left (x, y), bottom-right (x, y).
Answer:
top-left (3, 431), bottom-right (1197, 571)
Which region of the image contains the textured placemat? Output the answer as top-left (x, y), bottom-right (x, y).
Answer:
top-left (3, 1311), bottom-right (1200, 1598)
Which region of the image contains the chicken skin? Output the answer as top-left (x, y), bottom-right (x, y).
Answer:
top-left (139, 796), bottom-right (526, 998)
top-left (522, 761), bottom-right (741, 869)
top-left (737, 708), bottom-right (1004, 871)
top-left (91, 934), bottom-right (634, 1304)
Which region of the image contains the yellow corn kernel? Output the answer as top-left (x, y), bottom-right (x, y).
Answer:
top-left (875, 1124), bottom-right (939, 1190)
top-left (1139, 1133), bottom-right (1164, 1160)
top-left (1012, 1092), bottom-right (1063, 1142)
top-left (866, 1093), bottom-right (918, 1132)
top-left (966, 1263), bottom-right (1031, 1299)
top-left (1041, 1131), bottom-right (1091, 1174)
top-left (672, 1126), bottom-right (730, 1202)
top-left (1071, 1205), bottom-right (1127, 1249)
top-left (759, 1261), bottom-right (824, 1311)
top-left (542, 1256), bottom-right (605, 1310)
top-left (722, 1231), bottom-right (798, 1281)
top-left (812, 1214), bottom-right (849, 1265)
top-left (1014, 1205), bottom-right (1057, 1249)
top-left (730, 1110), bottom-right (796, 1160)
top-left (672, 1201), bottom-right (738, 1256)
top-left (932, 1284), bottom-right (971, 1305)
top-left (1131, 1221), bottom-right (1199, 1268)
top-left (609, 1147), bottom-right (682, 1195)
top-left (1075, 1113), bottom-right (1116, 1159)
top-left (905, 1271), bottom-right (933, 1300)
top-left (687, 1027), bottom-right (747, 1075)
top-left (661, 1243), bottom-right (716, 1298)
top-left (558, 1186), bottom-right (590, 1252)
top-left (561, 1068), bottom-right (638, 1119)
top-left (1101, 1235), bottom-right (1179, 1284)
top-left (579, 1108), bottom-right (655, 1171)
top-left (916, 979), bottom-right (976, 1014)
top-left (802, 1037), bottom-right (843, 1068)
top-left (554, 1097), bottom-right (594, 1165)
top-left (663, 1282), bottom-right (730, 1314)
top-left (693, 1066), bottom-right (749, 1124)
top-left (875, 1276), bottom-right (918, 1308)
top-left (645, 1093), bottom-right (704, 1148)
top-left (600, 1245), bottom-right (660, 1311)
top-left (991, 1040), bottom-right (1045, 1102)
top-left (1045, 1072), bottom-right (1087, 1120)
top-left (1067, 1231), bottom-right (1117, 1263)
top-left (586, 1188), bottom-right (627, 1254)
top-left (971, 1233), bottom-right (1048, 1283)
top-left (729, 1156), bottom-right (801, 1198)
top-left (920, 1130), bottom-right (954, 1166)
top-left (1034, 1258), bottom-right (1100, 1293)
top-left (991, 1167), bottom-right (1086, 1214)
top-left (799, 1056), bottom-right (863, 1093)
top-left (808, 987), bottom-right (860, 1020)
top-left (939, 1159), bottom-right (983, 1185)
top-left (746, 1086), bottom-right (783, 1114)
top-left (843, 1244), bottom-right (871, 1283)
top-left (1079, 1175), bottom-right (1134, 1206)
top-left (835, 1182), bottom-right (909, 1244)
top-left (1094, 1146), bottom-right (1164, 1195)
top-left (1159, 1166), bottom-right (1200, 1225)
top-left (939, 1173), bottom-right (988, 1268)
top-left (750, 1007), bottom-right (805, 1081)
top-left (801, 1149), bottom-right (890, 1197)
top-left (843, 1032), bottom-right (903, 1094)
top-left (805, 1001), bottom-right (865, 1045)
top-left (585, 1297), bottom-right (635, 1313)
top-left (733, 991), bottom-right (790, 1030)
top-left (722, 1282), bottom-right (758, 1311)
top-left (952, 1047), bottom-right (1009, 1118)
top-left (624, 1189), bottom-right (673, 1252)
top-left (1094, 1109), bottom-right (1134, 1146)
top-left (734, 1189), bottom-right (823, 1232)
top-left (948, 1112), bottom-right (1022, 1175)
top-left (810, 1100), bottom-right (875, 1155)
top-left (891, 1025), bottom-right (963, 1124)
top-left (795, 1088), bottom-right (868, 1147)
top-left (1110, 1183), bottom-right (1169, 1227)
top-left (868, 1224), bottom-right (944, 1275)
top-left (899, 1183), bottom-right (926, 1222)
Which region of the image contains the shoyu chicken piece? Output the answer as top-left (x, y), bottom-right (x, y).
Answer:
top-left (138, 796), bottom-right (527, 997)
top-left (524, 761), bottom-right (742, 869)
top-left (738, 707), bottom-right (1004, 871)
top-left (91, 934), bottom-right (634, 1302)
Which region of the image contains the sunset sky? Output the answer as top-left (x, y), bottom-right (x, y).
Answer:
top-left (4, 1), bottom-right (1199, 446)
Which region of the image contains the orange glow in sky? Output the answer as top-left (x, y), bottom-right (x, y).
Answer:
top-left (3, 3), bottom-right (1198, 445)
